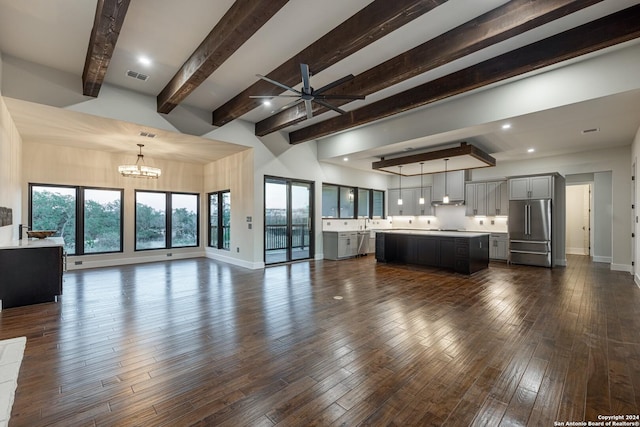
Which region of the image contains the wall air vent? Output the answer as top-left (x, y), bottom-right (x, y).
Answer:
top-left (126, 70), bottom-right (150, 81)
top-left (139, 131), bottom-right (156, 138)
top-left (581, 127), bottom-right (600, 134)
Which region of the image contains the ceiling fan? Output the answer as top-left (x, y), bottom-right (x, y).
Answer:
top-left (250, 63), bottom-right (365, 119)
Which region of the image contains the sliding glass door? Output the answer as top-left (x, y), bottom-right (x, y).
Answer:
top-left (264, 177), bottom-right (313, 264)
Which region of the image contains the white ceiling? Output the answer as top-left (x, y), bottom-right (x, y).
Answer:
top-left (1, 0), bottom-right (639, 170)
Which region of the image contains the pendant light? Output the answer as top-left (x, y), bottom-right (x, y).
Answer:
top-left (419, 162), bottom-right (425, 205)
top-left (397, 165), bottom-right (403, 205)
top-left (443, 158), bottom-right (450, 204)
top-left (118, 144), bottom-right (161, 179)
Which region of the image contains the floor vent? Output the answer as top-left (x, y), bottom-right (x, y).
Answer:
top-left (126, 70), bottom-right (150, 81)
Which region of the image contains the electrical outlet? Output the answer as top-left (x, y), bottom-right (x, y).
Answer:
top-left (491, 220), bottom-right (495, 225)
top-left (166, 253), bottom-right (172, 257)
top-left (74, 260), bottom-right (83, 265)
top-left (248, 223), bottom-right (252, 229)
top-left (479, 220), bottom-right (484, 225)
top-left (427, 219), bottom-right (431, 224)
top-left (236, 247), bottom-right (240, 253)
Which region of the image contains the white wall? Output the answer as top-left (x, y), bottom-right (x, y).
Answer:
top-left (0, 88), bottom-right (23, 242)
top-left (631, 125), bottom-right (640, 286)
top-left (593, 172), bottom-right (613, 263)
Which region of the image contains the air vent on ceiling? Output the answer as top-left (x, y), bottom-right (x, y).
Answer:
top-left (126, 70), bottom-right (150, 81)
top-left (139, 131), bottom-right (156, 138)
top-left (581, 127), bottom-right (600, 134)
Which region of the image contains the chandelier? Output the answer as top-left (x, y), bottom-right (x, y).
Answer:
top-left (118, 144), bottom-right (161, 179)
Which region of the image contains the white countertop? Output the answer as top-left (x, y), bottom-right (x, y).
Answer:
top-left (378, 229), bottom-right (490, 238)
top-left (0, 237), bottom-right (65, 250)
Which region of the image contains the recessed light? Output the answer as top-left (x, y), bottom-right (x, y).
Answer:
top-left (343, 157), bottom-right (349, 162)
top-left (138, 56), bottom-right (152, 66)
top-left (263, 100), bottom-right (272, 106)
top-left (502, 123), bottom-right (511, 130)
top-left (527, 148), bottom-right (535, 153)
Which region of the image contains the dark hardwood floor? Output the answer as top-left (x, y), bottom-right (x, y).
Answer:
top-left (1, 255), bottom-right (639, 426)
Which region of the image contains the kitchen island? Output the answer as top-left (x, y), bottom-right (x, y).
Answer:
top-left (0, 237), bottom-right (64, 309)
top-left (375, 230), bottom-right (489, 274)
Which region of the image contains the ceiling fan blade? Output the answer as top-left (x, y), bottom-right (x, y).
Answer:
top-left (313, 99), bottom-right (347, 115)
top-left (249, 95), bottom-right (301, 98)
top-left (300, 64), bottom-right (312, 94)
top-left (314, 74), bottom-right (355, 94)
top-left (304, 99), bottom-right (313, 119)
top-left (279, 98), bottom-right (304, 111)
top-left (256, 74), bottom-right (301, 95)
top-left (314, 94), bottom-right (366, 100)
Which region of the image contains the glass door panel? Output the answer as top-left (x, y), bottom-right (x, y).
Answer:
top-left (265, 178), bottom-right (288, 264)
top-left (291, 182), bottom-right (311, 261)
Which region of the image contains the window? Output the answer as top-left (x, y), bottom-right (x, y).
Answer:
top-left (84, 189), bottom-right (122, 253)
top-left (30, 184), bottom-right (123, 255)
top-left (321, 184), bottom-right (339, 218)
top-left (339, 187), bottom-right (355, 218)
top-left (208, 190), bottom-right (230, 250)
top-left (321, 184), bottom-right (385, 219)
top-left (358, 189), bottom-right (370, 218)
top-left (372, 190), bottom-right (384, 218)
top-left (171, 193), bottom-right (198, 247)
top-left (135, 191), bottom-right (199, 251)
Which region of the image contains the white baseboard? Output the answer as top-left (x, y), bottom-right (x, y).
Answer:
top-left (592, 256), bottom-right (612, 263)
top-left (634, 273), bottom-right (640, 288)
top-left (66, 250), bottom-right (205, 270)
top-left (566, 247), bottom-right (589, 255)
top-left (611, 263), bottom-right (632, 273)
top-left (205, 248), bottom-right (264, 270)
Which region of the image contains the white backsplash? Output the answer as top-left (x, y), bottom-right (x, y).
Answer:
top-left (322, 205), bottom-right (508, 233)
top-left (389, 205), bottom-right (508, 233)
top-left (322, 218), bottom-right (392, 232)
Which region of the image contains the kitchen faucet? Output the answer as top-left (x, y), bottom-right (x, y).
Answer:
top-left (18, 224), bottom-right (31, 240)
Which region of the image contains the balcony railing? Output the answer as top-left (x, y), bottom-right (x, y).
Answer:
top-left (265, 224), bottom-right (309, 251)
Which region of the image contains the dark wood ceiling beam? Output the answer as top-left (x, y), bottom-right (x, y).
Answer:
top-left (211, 0), bottom-right (447, 127)
top-left (289, 4), bottom-right (640, 145)
top-left (256, 0), bottom-right (604, 136)
top-left (82, 0), bottom-right (131, 97)
top-left (372, 143), bottom-right (495, 171)
top-left (157, 0), bottom-right (289, 114)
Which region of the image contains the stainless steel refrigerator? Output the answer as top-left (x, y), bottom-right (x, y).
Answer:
top-left (509, 199), bottom-right (552, 267)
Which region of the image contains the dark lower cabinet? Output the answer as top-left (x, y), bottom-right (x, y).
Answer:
top-left (376, 232), bottom-right (489, 274)
top-left (0, 246), bottom-right (63, 309)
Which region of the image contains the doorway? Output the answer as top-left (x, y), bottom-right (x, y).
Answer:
top-left (264, 176), bottom-right (314, 264)
top-left (565, 184), bottom-right (591, 255)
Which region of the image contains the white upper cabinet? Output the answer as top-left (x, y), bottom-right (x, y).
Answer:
top-left (388, 187), bottom-right (433, 216)
top-left (509, 175), bottom-right (552, 200)
top-left (465, 182), bottom-right (487, 216)
top-left (486, 181), bottom-right (508, 216)
top-left (465, 180), bottom-right (508, 216)
top-left (433, 170), bottom-right (468, 203)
